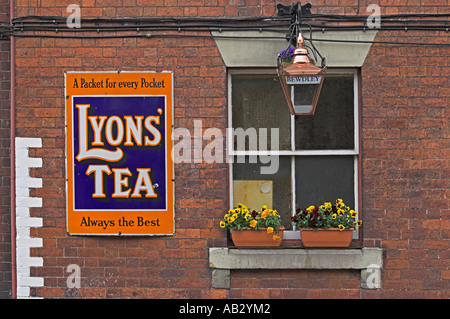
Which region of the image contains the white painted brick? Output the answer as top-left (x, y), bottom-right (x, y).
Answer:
top-left (18, 276), bottom-right (44, 288)
top-left (16, 227), bottom-right (31, 238)
top-left (17, 287), bottom-right (31, 298)
top-left (16, 137), bottom-right (42, 149)
top-left (16, 167), bottom-right (32, 178)
top-left (17, 177), bottom-right (43, 188)
top-left (16, 157), bottom-right (43, 169)
top-left (16, 247), bottom-right (30, 258)
top-left (15, 207), bottom-right (30, 218)
top-left (25, 257), bottom-right (44, 268)
top-left (16, 237), bottom-right (43, 249)
top-left (16, 217), bottom-right (43, 228)
top-left (17, 258), bottom-right (44, 271)
top-left (16, 196), bottom-right (42, 208)
top-left (15, 187), bottom-right (30, 198)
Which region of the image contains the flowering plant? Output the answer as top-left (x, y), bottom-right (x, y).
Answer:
top-left (277, 47), bottom-right (295, 76)
top-left (220, 203), bottom-right (283, 241)
top-left (278, 47), bottom-right (295, 64)
top-left (291, 199), bottom-right (362, 231)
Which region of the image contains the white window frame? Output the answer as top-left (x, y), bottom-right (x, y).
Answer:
top-left (227, 68), bottom-right (361, 241)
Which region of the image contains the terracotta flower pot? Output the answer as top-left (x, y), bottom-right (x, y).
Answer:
top-left (300, 228), bottom-right (354, 248)
top-left (231, 227), bottom-right (284, 247)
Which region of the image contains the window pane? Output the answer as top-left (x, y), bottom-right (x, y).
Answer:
top-left (232, 74), bottom-right (291, 151)
top-left (233, 156), bottom-right (292, 229)
top-left (295, 156), bottom-right (355, 211)
top-left (295, 75), bottom-right (354, 150)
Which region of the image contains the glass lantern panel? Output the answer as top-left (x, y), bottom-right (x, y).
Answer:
top-left (290, 83), bottom-right (318, 114)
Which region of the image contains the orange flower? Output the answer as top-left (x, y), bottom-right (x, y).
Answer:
top-left (266, 227), bottom-right (274, 234)
top-left (273, 235), bottom-right (281, 241)
top-left (250, 220), bottom-right (257, 228)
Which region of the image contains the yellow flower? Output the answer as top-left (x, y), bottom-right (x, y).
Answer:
top-left (350, 210), bottom-right (357, 218)
top-left (332, 213), bottom-right (337, 219)
top-left (337, 209), bottom-right (345, 216)
top-left (227, 216), bottom-right (235, 223)
top-left (220, 221), bottom-right (226, 228)
top-left (273, 235), bottom-right (281, 241)
top-left (267, 227), bottom-right (274, 234)
top-left (244, 213), bottom-right (251, 221)
top-left (261, 210), bottom-right (269, 219)
top-left (338, 224), bottom-right (345, 231)
top-left (224, 214), bottom-right (229, 219)
top-left (238, 203), bottom-right (243, 208)
top-left (250, 220), bottom-right (257, 228)
top-left (272, 210), bottom-right (279, 217)
top-left (358, 220), bottom-right (363, 226)
top-left (261, 205), bottom-right (268, 211)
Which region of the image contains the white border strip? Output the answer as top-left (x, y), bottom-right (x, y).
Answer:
top-left (15, 137), bottom-right (44, 299)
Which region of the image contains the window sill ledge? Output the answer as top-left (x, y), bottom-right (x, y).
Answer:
top-left (209, 247), bottom-right (383, 289)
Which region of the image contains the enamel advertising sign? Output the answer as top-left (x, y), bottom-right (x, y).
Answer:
top-left (65, 71), bottom-right (174, 235)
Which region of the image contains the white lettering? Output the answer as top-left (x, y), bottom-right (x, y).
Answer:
top-left (144, 116), bottom-right (162, 146)
top-left (112, 168), bottom-right (132, 198)
top-left (131, 168), bottom-right (157, 198)
top-left (124, 116), bottom-right (143, 146)
top-left (286, 76), bottom-right (321, 85)
top-left (88, 116), bottom-right (107, 146)
top-left (76, 104), bottom-right (123, 162)
top-left (105, 116), bottom-right (124, 146)
top-left (86, 165), bottom-right (111, 198)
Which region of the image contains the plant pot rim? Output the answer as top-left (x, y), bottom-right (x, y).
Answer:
top-left (232, 226), bottom-right (285, 231)
top-left (299, 227), bottom-right (354, 231)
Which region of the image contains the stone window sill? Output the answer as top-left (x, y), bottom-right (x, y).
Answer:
top-left (209, 247), bottom-right (383, 289)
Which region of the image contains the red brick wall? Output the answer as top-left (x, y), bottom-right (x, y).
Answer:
top-left (12, 0), bottom-right (450, 299)
top-left (0, 0), bottom-right (10, 299)
top-left (15, 1), bottom-right (231, 299)
top-left (361, 26), bottom-right (449, 298)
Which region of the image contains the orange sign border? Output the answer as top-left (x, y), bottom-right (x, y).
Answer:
top-left (65, 71), bottom-right (174, 236)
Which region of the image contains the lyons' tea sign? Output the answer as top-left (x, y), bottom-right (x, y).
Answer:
top-left (65, 71), bottom-right (174, 235)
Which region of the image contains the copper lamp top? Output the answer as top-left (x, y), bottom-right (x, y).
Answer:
top-left (285, 33), bottom-right (323, 75)
top-left (292, 33), bottom-right (310, 63)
